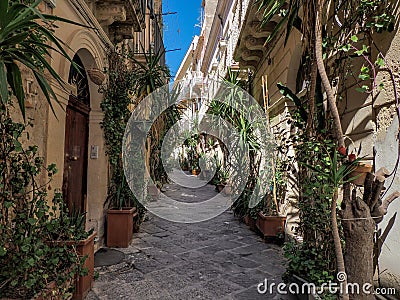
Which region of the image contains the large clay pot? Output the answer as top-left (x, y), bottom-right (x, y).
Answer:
top-left (244, 214), bottom-right (257, 231)
top-left (35, 232), bottom-right (96, 300)
top-left (256, 212), bottom-right (286, 237)
top-left (192, 169), bottom-right (200, 175)
top-left (73, 232), bottom-right (96, 300)
top-left (107, 207), bottom-right (137, 248)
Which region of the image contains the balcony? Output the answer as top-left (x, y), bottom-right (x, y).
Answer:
top-left (94, 0), bottom-right (146, 42)
top-left (131, 17), bottom-right (165, 66)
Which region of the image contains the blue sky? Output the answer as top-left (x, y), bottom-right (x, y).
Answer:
top-left (163, 0), bottom-right (202, 78)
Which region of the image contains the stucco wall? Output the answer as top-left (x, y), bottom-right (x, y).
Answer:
top-left (252, 18), bottom-right (400, 291)
top-left (375, 115), bottom-right (400, 295)
top-left (32, 0), bottom-right (110, 250)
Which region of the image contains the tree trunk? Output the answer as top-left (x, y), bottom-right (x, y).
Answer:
top-left (342, 182), bottom-right (375, 300)
top-left (315, 2), bottom-right (348, 299)
top-left (341, 169), bottom-right (399, 299)
top-left (315, 0), bottom-right (345, 147)
top-left (331, 189), bottom-right (349, 300)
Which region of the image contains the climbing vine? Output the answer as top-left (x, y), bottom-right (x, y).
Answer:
top-left (258, 0), bottom-right (398, 297)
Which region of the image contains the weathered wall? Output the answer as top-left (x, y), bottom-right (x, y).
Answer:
top-left (252, 12), bottom-right (400, 291)
top-left (54, 1), bottom-right (110, 249)
top-left (22, 0), bottom-right (111, 250)
top-left (250, 30), bottom-right (302, 238)
top-left (370, 20), bottom-right (400, 294)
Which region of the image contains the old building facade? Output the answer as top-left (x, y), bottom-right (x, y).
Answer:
top-left (177, 0), bottom-right (400, 292)
top-left (24, 0), bottom-right (165, 249)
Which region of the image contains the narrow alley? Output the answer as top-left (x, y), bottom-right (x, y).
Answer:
top-left (88, 180), bottom-right (290, 300)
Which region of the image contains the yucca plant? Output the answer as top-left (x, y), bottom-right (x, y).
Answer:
top-left (129, 46), bottom-right (170, 99)
top-left (256, 0), bottom-right (302, 45)
top-left (0, 0), bottom-right (82, 119)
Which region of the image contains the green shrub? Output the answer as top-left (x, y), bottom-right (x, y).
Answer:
top-left (0, 113), bottom-right (88, 299)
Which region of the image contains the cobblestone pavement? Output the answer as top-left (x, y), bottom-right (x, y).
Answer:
top-left (88, 178), bottom-right (292, 300)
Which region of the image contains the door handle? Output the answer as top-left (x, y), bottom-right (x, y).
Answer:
top-left (66, 153), bottom-right (79, 161)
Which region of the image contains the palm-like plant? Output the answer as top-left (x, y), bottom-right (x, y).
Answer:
top-left (256, 0), bottom-right (302, 45)
top-left (0, 0), bottom-right (81, 119)
top-left (129, 46), bottom-right (170, 99)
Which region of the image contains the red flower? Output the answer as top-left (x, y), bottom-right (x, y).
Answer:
top-left (338, 146), bottom-right (347, 156)
top-left (348, 154), bottom-right (356, 162)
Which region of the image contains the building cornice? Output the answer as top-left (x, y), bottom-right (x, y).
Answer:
top-left (68, 0), bottom-right (114, 51)
top-left (175, 35), bottom-right (200, 81)
top-left (201, 0), bottom-right (233, 74)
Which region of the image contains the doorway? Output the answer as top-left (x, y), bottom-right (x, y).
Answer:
top-left (63, 54), bottom-right (90, 213)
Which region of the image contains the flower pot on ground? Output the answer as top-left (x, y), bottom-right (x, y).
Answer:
top-left (213, 168), bottom-right (230, 193)
top-left (34, 205), bottom-right (96, 300)
top-left (349, 163), bottom-right (372, 186)
top-left (192, 168), bottom-right (201, 175)
top-left (180, 157), bottom-right (189, 171)
top-left (35, 232), bottom-right (96, 300)
top-left (107, 207), bottom-right (138, 248)
top-left (71, 231), bottom-right (96, 300)
top-left (244, 214), bottom-right (257, 231)
top-left (256, 212), bottom-right (286, 238)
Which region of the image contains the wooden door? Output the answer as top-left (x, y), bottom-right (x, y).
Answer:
top-left (63, 95), bottom-right (90, 213)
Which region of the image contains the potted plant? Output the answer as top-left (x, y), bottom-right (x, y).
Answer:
top-left (191, 152), bottom-right (201, 175)
top-left (256, 180), bottom-right (286, 238)
top-left (244, 209), bottom-right (257, 231)
top-left (191, 163), bottom-right (201, 176)
top-left (50, 200), bottom-right (96, 300)
top-left (256, 210), bottom-right (286, 238)
top-left (106, 178), bottom-right (138, 248)
top-left (180, 157), bottom-right (189, 171)
top-left (256, 193), bottom-right (286, 237)
top-left (255, 151), bottom-right (288, 238)
top-left (215, 169), bottom-right (231, 194)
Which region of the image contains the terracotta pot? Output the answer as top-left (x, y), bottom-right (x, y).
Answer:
top-left (349, 164), bottom-right (372, 186)
top-left (244, 214), bottom-right (257, 231)
top-left (73, 232), bottom-right (96, 300)
top-left (36, 232), bottom-right (96, 300)
top-left (192, 169), bottom-right (200, 175)
top-left (107, 207), bottom-right (138, 248)
top-left (256, 212), bottom-right (286, 237)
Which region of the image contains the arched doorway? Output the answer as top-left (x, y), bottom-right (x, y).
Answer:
top-left (62, 54), bottom-right (91, 213)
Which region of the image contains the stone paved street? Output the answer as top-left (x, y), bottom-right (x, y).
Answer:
top-left (88, 178), bottom-right (292, 300)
